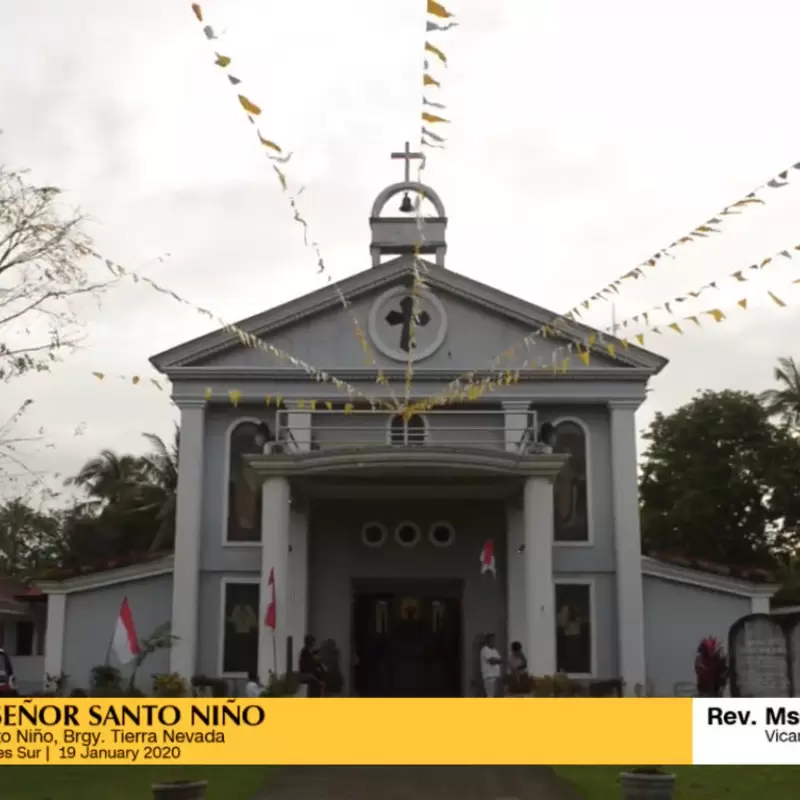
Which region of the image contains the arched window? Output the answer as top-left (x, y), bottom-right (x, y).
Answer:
top-left (226, 421), bottom-right (264, 543)
top-left (552, 420), bottom-right (589, 543)
top-left (388, 414), bottom-right (427, 447)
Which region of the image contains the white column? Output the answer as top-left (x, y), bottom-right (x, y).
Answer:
top-left (170, 400), bottom-right (206, 678)
top-left (258, 476), bottom-right (291, 679)
top-left (43, 592), bottom-right (66, 680)
top-left (285, 402), bottom-right (312, 452)
top-left (609, 400), bottom-right (646, 695)
top-left (503, 401), bottom-right (531, 452)
top-left (505, 504), bottom-right (524, 648)
top-left (288, 507), bottom-right (309, 670)
top-left (523, 475), bottom-right (556, 675)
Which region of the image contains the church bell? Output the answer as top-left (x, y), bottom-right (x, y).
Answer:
top-left (399, 192), bottom-right (414, 213)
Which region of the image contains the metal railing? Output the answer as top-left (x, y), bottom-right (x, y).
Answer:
top-left (270, 408), bottom-right (537, 453)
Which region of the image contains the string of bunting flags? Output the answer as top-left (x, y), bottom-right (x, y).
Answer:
top-left (565, 157), bottom-right (800, 320)
top-left (410, 243), bottom-right (800, 411)
top-left (606, 241), bottom-right (800, 332)
top-left (400, 0), bottom-right (457, 404)
top-left (420, 0), bottom-right (456, 151)
top-left (74, 242), bottom-right (394, 412)
top-left (188, 4), bottom-right (396, 406)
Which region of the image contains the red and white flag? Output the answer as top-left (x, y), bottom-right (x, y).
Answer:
top-left (112, 597), bottom-right (140, 664)
top-left (264, 568), bottom-right (276, 630)
top-left (480, 539), bottom-right (496, 576)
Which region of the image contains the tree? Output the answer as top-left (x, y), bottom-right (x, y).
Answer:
top-left (760, 356), bottom-right (800, 430)
top-left (639, 390), bottom-right (800, 567)
top-left (64, 428), bottom-right (179, 555)
top-left (0, 163), bottom-right (99, 381)
top-left (0, 498), bottom-right (62, 577)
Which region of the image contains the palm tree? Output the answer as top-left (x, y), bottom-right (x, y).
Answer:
top-left (760, 356), bottom-right (800, 429)
top-left (65, 426), bottom-right (179, 554)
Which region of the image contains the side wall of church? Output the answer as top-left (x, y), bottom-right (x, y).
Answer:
top-left (307, 498), bottom-right (507, 697)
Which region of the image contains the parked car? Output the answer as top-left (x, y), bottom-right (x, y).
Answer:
top-left (0, 649), bottom-right (17, 696)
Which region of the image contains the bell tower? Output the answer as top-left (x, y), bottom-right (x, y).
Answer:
top-left (369, 141), bottom-right (448, 268)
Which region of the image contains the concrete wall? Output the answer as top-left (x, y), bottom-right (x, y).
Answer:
top-left (643, 575), bottom-right (752, 696)
top-left (307, 498), bottom-right (507, 696)
top-left (192, 283), bottom-right (620, 373)
top-left (62, 574), bottom-right (173, 693)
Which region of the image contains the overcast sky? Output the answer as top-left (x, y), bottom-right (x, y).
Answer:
top-left (3, 0), bottom-right (800, 503)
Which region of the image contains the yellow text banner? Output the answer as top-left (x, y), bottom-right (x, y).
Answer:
top-left (0, 699), bottom-right (692, 765)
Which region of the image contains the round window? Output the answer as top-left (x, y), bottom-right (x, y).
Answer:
top-left (361, 522), bottom-right (387, 548)
top-left (395, 521), bottom-right (421, 548)
top-left (429, 521), bottom-right (455, 547)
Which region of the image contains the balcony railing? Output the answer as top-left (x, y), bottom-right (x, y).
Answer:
top-left (272, 408), bottom-right (538, 453)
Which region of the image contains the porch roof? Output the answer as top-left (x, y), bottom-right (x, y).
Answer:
top-left (244, 447), bottom-right (570, 482)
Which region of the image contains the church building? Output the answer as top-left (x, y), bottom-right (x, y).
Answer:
top-left (38, 149), bottom-right (778, 697)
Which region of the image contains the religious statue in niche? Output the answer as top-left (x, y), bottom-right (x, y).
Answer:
top-left (401, 598), bottom-right (420, 622)
top-left (552, 422), bottom-right (588, 542)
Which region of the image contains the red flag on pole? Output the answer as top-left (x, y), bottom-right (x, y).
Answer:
top-left (264, 568), bottom-right (276, 630)
top-left (480, 539), bottom-right (496, 576)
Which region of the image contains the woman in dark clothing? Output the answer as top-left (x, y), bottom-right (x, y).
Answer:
top-left (299, 635), bottom-right (326, 697)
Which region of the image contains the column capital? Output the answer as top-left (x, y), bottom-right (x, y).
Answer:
top-left (607, 399), bottom-right (641, 412)
top-left (174, 397), bottom-right (207, 410)
top-left (501, 400), bottom-right (532, 411)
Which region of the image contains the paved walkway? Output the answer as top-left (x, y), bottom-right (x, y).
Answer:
top-left (255, 766), bottom-right (582, 799)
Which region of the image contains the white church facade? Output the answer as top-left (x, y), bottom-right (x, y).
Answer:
top-left (38, 160), bottom-right (777, 697)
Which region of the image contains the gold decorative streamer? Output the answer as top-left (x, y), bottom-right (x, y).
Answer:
top-left (564, 158), bottom-right (800, 318)
top-left (187, 5), bottom-right (397, 408)
top-left (606, 242), bottom-right (800, 331)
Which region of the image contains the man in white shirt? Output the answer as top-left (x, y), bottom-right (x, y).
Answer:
top-left (480, 633), bottom-right (503, 697)
top-left (245, 671), bottom-right (263, 698)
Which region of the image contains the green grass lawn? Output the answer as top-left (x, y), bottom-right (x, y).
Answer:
top-left (556, 765), bottom-right (800, 798)
top-left (0, 766), bottom-right (271, 800)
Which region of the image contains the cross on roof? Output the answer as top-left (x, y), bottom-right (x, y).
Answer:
top-left (391, 141), bottom-right (425, 183)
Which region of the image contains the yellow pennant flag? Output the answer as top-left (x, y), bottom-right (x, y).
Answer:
top-left (560, 358), bottom-right (570, 373)
top-left (422, 111), bottom-right (449, 124)
top-left (427, 0), bottom-right (453, 18)
top-left (344, 403), bottom-right (354, 415)
top-left (92, 371), bottom-right (105, 380)
top-left (150, 379), bottom-right (163, 391)
top-left (214, 54), bottom-right (231, 67)
top-left (668, 323), bottom-right (683, 334)
top-left (732, 271), bottom-right (745, 282)
top-left (768, 291), bottom-right (787, 307)
top-left (635, 334), bottom-right (645, 346)
top-left (687, 315), bottom-right (701, 326)
top-left (132, 376), bottom-right (140, 385)
top-left (258, 133), bottom-right (281, 152)
top-left (297, 399), bottom-right (305, 410)
top-left (325, 401), bottom-right (333, 411)
top-left (229, 389), bottom-right (242, 407)
top-left (423, 74), bottom-right (441, 88)
top-left (204, 387), bottom-right (212, 400)
top-left (265, 395), bottom-right (271, 406)
top-left (238, 95), bottom-right (261, 115)
top-left (425, 41), bottom-right (447, 64)
top-left (737, 298), bottom-right (747, 309)
top-left (191, 3), bottom-right (203, 22)
top-left (705, 309), bottom-right (725, 322)
top-left (606, 343), bottom-right (616, 358)
top-left (578, 352), bottom-right (590, 366)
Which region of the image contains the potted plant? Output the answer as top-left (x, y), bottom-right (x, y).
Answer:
top-left (90, 664), bottom-right (123, 697)
top-left (505, 672), bottom-right (535, 697)
top-left (619, 767), bottom-right (676, 799)
top-left (261, 671), bottom-right (299, 697)
top-left (694, 636), bottom-right (728, 697)
top-left (152, 779), bottom-right (208, 800)
top-left (153, 672), bottom-right (189, 698)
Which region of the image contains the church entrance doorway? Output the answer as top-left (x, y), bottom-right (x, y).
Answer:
top-left (351, 579), bottom-right (462, 697)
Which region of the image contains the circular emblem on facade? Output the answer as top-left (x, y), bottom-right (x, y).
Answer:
top-left (361, 521), bottom-right (388, 548)
top-left (428, 521), bottom-right (455, 548)
top-left (394, 521), bottom-right (421, 548)
top-left (368, 286), bottom-right (447, 363)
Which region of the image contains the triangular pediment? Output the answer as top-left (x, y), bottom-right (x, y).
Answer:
top-left (150, 257), bottom-right (667, 376)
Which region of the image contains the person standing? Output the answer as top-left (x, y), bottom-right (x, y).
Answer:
top-left (508, 641), bottom-right (528, 678)
top-left (245, 671), bottom-right (263, 698)
top-left (299, 635), bottom-right (326, 697)
top-left (479, 633), bottom-right (503, 697)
